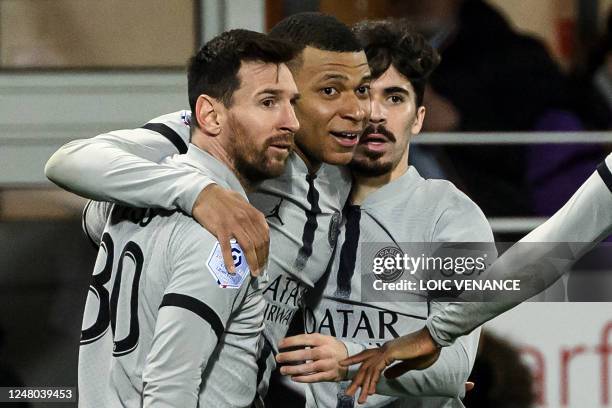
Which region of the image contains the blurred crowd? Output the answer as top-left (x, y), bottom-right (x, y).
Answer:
top-left (392, 0), bottom-right (612, 220)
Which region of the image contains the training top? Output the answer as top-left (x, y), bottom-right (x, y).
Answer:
top-left (47, 110), bottom-right (351, 403)
top-left (78, 145), bottom-right (266, 408)
top-left (305, 166), bottom-right (495, 408)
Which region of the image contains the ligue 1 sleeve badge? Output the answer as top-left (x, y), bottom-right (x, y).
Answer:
top-left (206, 241), bottom-right (250, 288)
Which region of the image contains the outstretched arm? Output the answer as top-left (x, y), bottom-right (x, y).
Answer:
top-left (342, 154), bottom-right (612, 390)
top-left (428, 155), bottom-right (612, 347)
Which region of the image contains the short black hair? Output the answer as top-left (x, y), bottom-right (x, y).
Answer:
top-left (352, 19), bottom-right (440, 106)
top-left (188, 29), bottom-right (297, 114)
top-left (269, 12), bottom-right (362, 53)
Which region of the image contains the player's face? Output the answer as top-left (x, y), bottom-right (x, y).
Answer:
top-left (349, 65), bottom-right (425, 177)
top-left (290, 47), bottom-right (371, 167)
top-left (226, 61), bottom-right (300, 183)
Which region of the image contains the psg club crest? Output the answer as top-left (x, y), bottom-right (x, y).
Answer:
top-left (373, 246), bottom-right (404, 282)
top-left (207, 241), bottom-right (250, 288)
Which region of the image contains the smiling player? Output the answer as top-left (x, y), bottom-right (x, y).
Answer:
top-left (45, 13), bottom-right (371, 406)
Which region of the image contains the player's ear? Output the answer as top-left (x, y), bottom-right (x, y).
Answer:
top-left (411, 106), bottom-right (426, 135)
top-left (195, 95), bottom-right (223, 136)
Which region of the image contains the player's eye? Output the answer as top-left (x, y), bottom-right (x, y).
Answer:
top-left (320, 87), bottom-right (338, 97)
top-left (356, 85), bottom-right (370, 97)
top-left (261, 98), bottom-right (276, 108)
top-left (388, 95), bottom-right (404, 104)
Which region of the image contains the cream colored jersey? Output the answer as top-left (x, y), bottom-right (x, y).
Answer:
top-left (305, 167), bottom-right (495, 408)
top-left (78, 146), bottom-right (267, 408)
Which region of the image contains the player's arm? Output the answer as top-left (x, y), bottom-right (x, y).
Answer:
top-left (143, 222), bottom-right (253, 406)
top-left (343, 155), bottom-right (612, 396)
top-left (45, 111), bottom-right (213, 210)
top-left (45, 111), bottom-right (269, 275)
top-left (428, 154), bottom-right (612, 347)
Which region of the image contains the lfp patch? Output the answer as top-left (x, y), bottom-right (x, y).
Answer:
top-left (206, 241), bottom-right (250, 289)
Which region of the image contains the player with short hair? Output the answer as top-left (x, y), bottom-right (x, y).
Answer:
top-left (45, 13), bottom-right (371, 405)
top-left (66, 29), bottom-right (300, 407)
top-left (342, 154), bottom-right (612, 389)
top-left (274, 20), bottom-right (495, 407)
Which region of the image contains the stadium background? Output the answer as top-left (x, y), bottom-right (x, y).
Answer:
top-left (0, 0), bottom-right (611, 406)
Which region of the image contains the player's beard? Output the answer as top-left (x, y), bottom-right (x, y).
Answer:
top-left (227, 113), bottom-right (292, 185)
top-left (348, 124), bottom-right (396, 177)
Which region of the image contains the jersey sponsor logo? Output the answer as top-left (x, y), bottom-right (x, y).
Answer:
top-left (262, 275), bottom-right (307, 327)
top-left (304, 306), bottom-right (401, 346)
top-left (206, 241), bottom-right (250, 288)
top-left (263, 274), bottom-right (306, 306)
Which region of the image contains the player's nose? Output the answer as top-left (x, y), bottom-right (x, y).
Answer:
top-left (369, 100), bottom-right (386, 125)
top-left (341, 93), bottom-right (368, 124)
top-left (280, 102), bottom-right (300, 134)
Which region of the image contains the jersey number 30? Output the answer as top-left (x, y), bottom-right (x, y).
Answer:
top-left (80, 232), bottom-right (143, 357)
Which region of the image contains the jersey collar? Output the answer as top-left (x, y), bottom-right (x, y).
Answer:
top-left (361, 166), bottom-right (422, 208)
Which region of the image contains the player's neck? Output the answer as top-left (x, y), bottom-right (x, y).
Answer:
top-left (192, 137), bottom-right (255, 192)
top-left (350, 152), bottom-right (409, 205)
top-left (294, 144), bottom-right (322, 174)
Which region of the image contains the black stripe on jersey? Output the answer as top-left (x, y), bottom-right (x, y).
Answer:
top-left (160, 293), bottom-right (224, 339)
top-left (82, 200), bottom-right (99, 250)
top-left (597, 161), bottom-right (612, 194)
top-left (141, 122), bottom-right (188, 154)
top-left (335, 205), bottom-right (361, 297)
top-left (294, 173), bottom-right (321, 272)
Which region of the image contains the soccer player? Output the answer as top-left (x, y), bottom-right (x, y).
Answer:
top-left (274, 20), bottom-right (496, 407)
top-left (59, 30), bottom-right (300, 407)
top-left (45, 13), bottom-right (371, 405)
top-left (342, 153), bottom-right (612, 389)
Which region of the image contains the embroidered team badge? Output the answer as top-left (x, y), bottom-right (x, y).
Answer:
top-left (206, 241), bottom-right (250, 288)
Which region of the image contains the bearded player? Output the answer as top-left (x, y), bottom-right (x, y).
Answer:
top-left (46, 13), bottom-right (371, 405)
top-left (58, 29), bottom-right (299, 407)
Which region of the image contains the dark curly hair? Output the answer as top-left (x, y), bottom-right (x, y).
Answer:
top-left (353, 19), bottom-right (440, 106)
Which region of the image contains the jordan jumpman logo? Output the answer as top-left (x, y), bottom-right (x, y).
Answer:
top-left (265, 198), bottom-right (284, 225)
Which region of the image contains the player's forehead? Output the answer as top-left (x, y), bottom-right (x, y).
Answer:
top-left (371, 65), bottom-right (414, 94)
top-left (298, 46), bottom-right (370, 86)
top-left (236, 61), bottom-right (298, 97)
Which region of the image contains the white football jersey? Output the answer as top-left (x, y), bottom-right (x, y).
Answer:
top-left (78, 146), bottom-right (267, 408)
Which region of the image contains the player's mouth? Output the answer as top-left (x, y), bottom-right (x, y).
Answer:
top-left (268, 135), bottom-right (294, 153)
top-left (329, 131), bottom-right (361, 147)
top-left (268, 142), bottom-right (292, 152)
top-left (360, 133), bottom-right (393, 152)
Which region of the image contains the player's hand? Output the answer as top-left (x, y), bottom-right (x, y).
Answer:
top-left (276, 333), bottom-right (348, 383)
top-left (191, 184), bottom-right (269, 277)
top-left (339, 327), bottom-right (441, 404)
